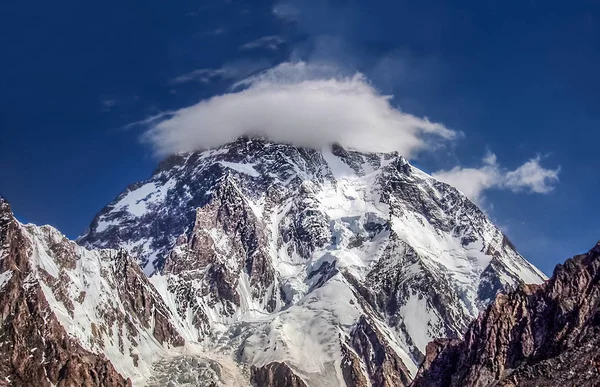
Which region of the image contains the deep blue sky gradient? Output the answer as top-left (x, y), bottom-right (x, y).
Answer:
top-left (1, 0), bottom-right (598, 274)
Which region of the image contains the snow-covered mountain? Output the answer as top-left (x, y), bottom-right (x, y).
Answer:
top-left (70, 137), bottom-right (546, 386)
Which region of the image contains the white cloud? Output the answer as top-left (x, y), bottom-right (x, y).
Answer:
top-left (432, 154), bottom-right (501, 203)
top-left (433, 152), bottom-right (560, 203)
top-left (240, 35), bottom-right (285, 51)
top-left (143, 61), bottom-right (457, 157)
top-left (504, 158), bottom-right (560, 193)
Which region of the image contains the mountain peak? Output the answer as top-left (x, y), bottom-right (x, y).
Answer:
top-left (74, 137), bottom-right (546, 385)
top-left (0, 197), bottom-right (17, 231)
top-left (0, 195), bottom-right (12, 214)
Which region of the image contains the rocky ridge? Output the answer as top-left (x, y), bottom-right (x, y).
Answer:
top-left (0, 198), bottom-right (184, 385)
top-left (411, 241), bottom-right (600, 387)
top-left (0, 198), bottom-right (129, 386)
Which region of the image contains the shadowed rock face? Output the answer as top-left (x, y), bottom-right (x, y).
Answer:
top-left (411, 241), bottom-right (600, 387)
top-left (250, 362), bottom-right (308, 387)
top-left (112, 249), bottom-right (185, 348)
top-left (0, 198), bottom-right (130, 387)
top-left (348, 315), bottom-right (414, 387)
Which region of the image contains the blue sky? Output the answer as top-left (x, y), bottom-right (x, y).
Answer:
top-left (1, 0), bottom-right (598, 275)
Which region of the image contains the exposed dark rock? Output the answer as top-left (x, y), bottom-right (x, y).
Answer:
top-left (411, 241), bottom-right (600, 387)
top-left (112, 250), bottom-right (185, 347)
top-left (350, 315), bottom-right (413, 387)
top-left (250, 362), bottom-right (308, 387)
top-left (340, 338), bottom-right (370, 387)
top-left (0, 198), bottom-right (131, 387)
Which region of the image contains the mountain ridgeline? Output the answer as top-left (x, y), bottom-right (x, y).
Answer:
top-left (1, 137), bottom-right (555, 386)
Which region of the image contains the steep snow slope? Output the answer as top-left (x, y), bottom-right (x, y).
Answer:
top-left (79, 137), bottom-right (546, 386)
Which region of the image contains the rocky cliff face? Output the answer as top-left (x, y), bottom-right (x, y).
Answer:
top-left (251, 362), bottom-right (308, 387)
top-left (77, 137), bottom-right (546, 386)
top-left (0, 198), bottom-right (184, 386)
top-left (411, 241), bottom-right (600, 387)
top-left (0, 198), bottom-right (129, 387)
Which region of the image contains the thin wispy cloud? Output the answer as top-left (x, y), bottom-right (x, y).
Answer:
top-left (205, 27), bottom-right (227, 36)
top-left (143, 61), bottom-right (457, 157)
top-left (272, 3), bottom-right (301, 21)
top-left (433, 152), bottom-right (560, 204)
top-left (504, 158), bottom-right (561, 194)
top-left (239, 35), bottom-right (285, 51)
top-left (172, 68), bottom-right (230, 84)
top-left (100, 99), bottom-right (119, 112)
top-left (125, 111), bottom-right (176, 130)
top-left (171, 59), bottom-right (271, 85)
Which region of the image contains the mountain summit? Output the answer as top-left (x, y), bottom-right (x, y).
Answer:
top-left (72, 137), bottom-right (545, 385)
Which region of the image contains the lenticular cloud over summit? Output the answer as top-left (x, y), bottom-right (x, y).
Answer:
top-left (142, 62), bottom-right (457, 157)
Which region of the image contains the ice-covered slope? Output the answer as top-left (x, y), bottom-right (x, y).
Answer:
top-left (78, 137), bottom-right (546, 386)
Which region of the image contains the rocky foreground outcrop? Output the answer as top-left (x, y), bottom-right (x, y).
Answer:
top-left (0, 198), bottom-right (130, 387)
top-left (411, 241), bottom-right (600, 387)
top-left (0, 196), bottom-right (187, 385)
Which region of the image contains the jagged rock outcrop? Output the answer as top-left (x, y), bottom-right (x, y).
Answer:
top-left (411, 241), bottom-right (600, 387)
top-left (0, 197), bottom-right (184, 385)
top-left (0, 198), bottom-right (130, 387)
top-left (349, 315), bottom-right (413, 386)
top-left (339, 339), bottom-right (371, 387)
top-left (160, 173), bottom-right (280, 335)
top-left (112, 250), bottom-right (185, 348)
top-left (250, 362), bottom-right (308, 387)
